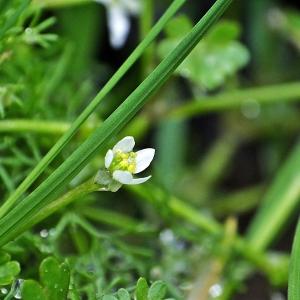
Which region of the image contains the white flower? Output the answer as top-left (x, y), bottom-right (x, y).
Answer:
top-left (95, 136), bottom-right (155, 191)
top-left (94, 0), bottom-right (140, 49)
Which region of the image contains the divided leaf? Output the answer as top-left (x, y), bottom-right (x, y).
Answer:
top-left (0, 260), bottom-right (20, 286)
top-left (158, 16), bottom-right (250, 90)
top-left (22, 256), bottom-right (70, 300)
top-left (0, 251), bottom-right (20, 286)
top-left (22, 280), bottom-right (46, 300)
top-left (40, 257), bottom-right (70, 300)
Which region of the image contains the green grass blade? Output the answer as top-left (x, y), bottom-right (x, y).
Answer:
top-left (168, 81), bottom-right (300, 119)
top-left (288, 217), bottom-right (300, 300)
top-left (0, 0), bottom-right (186, 218)
top-left (0, 0), bottom-right (233, 247)
top-left (246, 142), bottom-right (300, 251)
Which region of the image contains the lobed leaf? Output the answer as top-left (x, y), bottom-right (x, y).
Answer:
top-left (158, 17), bottom-right (249, 90)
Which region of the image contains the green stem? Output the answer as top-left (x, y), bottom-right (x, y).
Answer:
top-left (140, 0), bottom-right (155, 76)
top-left (0, 0), bottom-right (185, 219)
top-left (27, 179), bottom-right (99, 229)
top-left (31, 0), bottom-right (91, 8)
top-left (0, 119), bottom-right (71, 135)
top-left (246, 142), bottom-right (300, 251)
top-left (168, 81), bottom-right (300, 119)
top-left (288, 217), bottom-right (300, 300)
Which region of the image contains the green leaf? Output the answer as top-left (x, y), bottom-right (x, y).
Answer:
top-left (205, 20), bottom-right (240, 44)
top-left (117, 288), bottom-right (131, 300)
top-left (246, 142), bottom-right (300, 251)
top-left (0, 261), bottom-right (20, 286)
top-left (0, 250), bottom-right (10, 265)
top-left (158, 19), bottom-right (249, 90)
top-left (164, 15), bottom-right (193, 38)
top-left (288, 218), bottom-right (300, 300)
top-left (0, 0), bottom-right (233, 247)
top-left (0, 0), bottom-right (30, 41)
top-left (148, 281), bottom-right (167, 300)
top-left (22, 280), bottom-right (46, 300)
top-left (40, 257), bottom-right (70, 300)
top-left (135, 278), bottom-right (149, 300)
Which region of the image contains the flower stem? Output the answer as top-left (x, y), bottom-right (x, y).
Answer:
top-left (168, 81), bottom-right (300, 119)
top-left (31, 0), bottom-right (91, 9)
top-left (27, 179), bottom-right (99, 230)
top-left (0, 119), bottom-right (71, 135)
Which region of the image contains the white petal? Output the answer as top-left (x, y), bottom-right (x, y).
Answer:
top-left (105, 149), bottom-right (114, 168)
top-left (129, 175), bottom-right (151, 185)
top-left (107, 5), bottom-right (130, 49)
top-left (134, 148), bottom-right (155, 174)
top-left (113, 170), bottom-right (133, 184)
top-left (113, 136), bottom-right (135, 153)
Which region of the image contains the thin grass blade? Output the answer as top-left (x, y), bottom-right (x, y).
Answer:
top-left (246, 142), bottom-right (300, 251)
top-left (288, 217), bottom-right (300, 300)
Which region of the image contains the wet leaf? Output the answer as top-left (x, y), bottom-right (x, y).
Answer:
top-left (158, 17), bottom-right (250, 90)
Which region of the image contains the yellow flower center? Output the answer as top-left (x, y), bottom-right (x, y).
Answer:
top-left (110, 150), bottom-right (136, 173)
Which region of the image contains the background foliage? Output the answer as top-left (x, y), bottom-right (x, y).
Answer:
top-left (1, 0), bottom-right (300, 299)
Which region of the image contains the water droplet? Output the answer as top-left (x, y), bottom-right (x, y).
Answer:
top-left (1, 288), bottom-right (8, 295)
top-left (159, 229), bottom-right (185, 250)
top-left (209, 284), bottom-right (223, 298)
top-left (40, 229), bottom-right (49, 238)
top-left (86, 264), bottom-right (95, 275)
top-left (271, 292), bottom-right (286, 300)
top-left (54, 284), bottom-right (58, 289)
top-left (150, 266), bottom-right (162, 278)
top-left (267, 8), bottom-right (285, 30)
top-left (241, 99), bottom-right (261, 119)
top-left (14, 279), bottom-right (24, 299)
top-left (159, 229), bottom-right (175, 245)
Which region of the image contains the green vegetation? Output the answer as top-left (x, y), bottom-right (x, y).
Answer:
top-left (1, 0), bottom-right (300, 299)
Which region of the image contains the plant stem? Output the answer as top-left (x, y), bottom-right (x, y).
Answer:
top-left (288, 217), bottom-right (300, 300)
top-left (168, 81), bottom-right (300, 119)
top-left (246, 142), bottom-right (300, 251)
top-left (0, 119), bottom-right (71, 135)
top-left (28, 179), bottom-right (99, 228)
top-left (31, 0), bottom-right (91, 8)
top-left (140, 0), bottom-right (155, 76)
